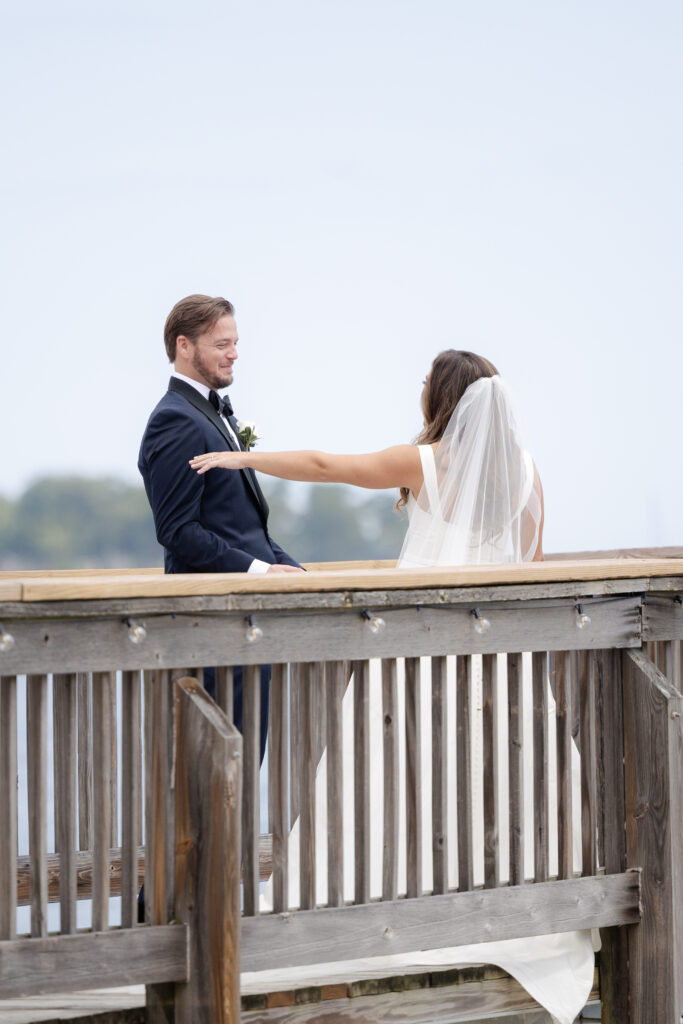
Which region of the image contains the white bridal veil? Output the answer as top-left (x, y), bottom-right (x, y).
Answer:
top-left (399, 374), bottom-right (543, 568)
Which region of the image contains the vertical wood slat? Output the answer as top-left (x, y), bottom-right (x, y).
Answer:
top-left (241, 664), bottom-right (261, 916)
top-left (532, 651), bottom-right (548, 882)
top-left (595, 649), bottom-right (629, 1024)
top-left (579, 651), bottom-right (598, 877)
top-left (311, 660), bottom-right (326, 768)
top-left (456, 655), bottom-right (473, 892)
top-left (26, 675), bottom-right (48, 938)
top-left (482, 653), bottom-right (498, 889)
top-left (53, 674), bottom-right (78, 935)
top-left (121, 670), bottom-right (141, 929)
top-left (404, 657), bottom-right (422, 899)
top-left (289, 664), bottom-right (301, 828)
top-left (507, 653), bottom-right (524, 886)
top-left (0, 676), bottom-right (18, 939)
top-left (382, 659), bottom-right (399, 902)
top-left (270, 663), bottom-right (289, 913)
top-left (326, 661), bottom-right (345, 908)
top-left (77, 673), bottom-right (92, 851)
top-left (298, 662), bottom-right (316, 911)
top-left (108, 673), bottom-right (118, 848)
top-left (216, 665), bottom-right (234, 723)
top-left (353, 660), bottom-right (371, 905)
top-left (553, 652), bottom-right (573, 880)
top-left (431, 656), bottom-right (448, 895)
top-left (92, 672), bottom-right (112, 931)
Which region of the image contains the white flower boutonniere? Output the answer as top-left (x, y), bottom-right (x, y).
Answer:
top-left (236, 420), bottom-right (259, 450)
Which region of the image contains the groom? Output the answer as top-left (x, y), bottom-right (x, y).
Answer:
top-left (138, 293), bottom-right (303, 748)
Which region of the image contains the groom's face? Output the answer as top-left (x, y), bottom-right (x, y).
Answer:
top-left (188, 314), bottom-right (239, 390)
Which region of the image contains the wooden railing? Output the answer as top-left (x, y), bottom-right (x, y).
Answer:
top-left (0, 555), bottom-right (682, 1022)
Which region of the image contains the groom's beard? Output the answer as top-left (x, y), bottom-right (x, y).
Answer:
top-left (192, 347), bottom-right (234, 391)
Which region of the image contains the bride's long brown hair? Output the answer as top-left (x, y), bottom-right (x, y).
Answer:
top-left (398, 349), bottom-right (499, 509)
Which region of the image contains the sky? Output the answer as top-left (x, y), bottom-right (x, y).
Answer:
top-left (1, 0), bottom-right (681, 554)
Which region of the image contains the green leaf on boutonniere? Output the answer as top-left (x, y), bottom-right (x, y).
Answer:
top-left (236, 420), bottom-right (259, 450)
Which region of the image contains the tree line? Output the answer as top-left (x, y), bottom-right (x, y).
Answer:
top-left (0, 476), bottom-right (406, 570)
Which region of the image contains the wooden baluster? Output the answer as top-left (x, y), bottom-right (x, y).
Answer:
top-left (353, 659), bottom-right (371, 905)
top-left (382, 658), bottom-right (399, 902)
top-left (269, 663), bottom-right (289, 912)
top-left (26, 675), bottom-right (48, 937)
top-left (404, 657), bottom-right (422, 899)
top-left (482, 653), bottom-right (499, 889)
top-left (0, 675), bottom-right (17, 939)
top-left (289, 663), bottom-right (301, 829)
top-left (580, 650), bottom-right (598, 877)
top-left (121, 669), bottom-right (141, 928)
top-left (216, 665), bottom-right (234, 723)
top-left (507, 653), bottom-right (524, 886)
top-left (298, 663), bottom-right (316, 910)
top-left (532, 651), bottom-right (548, 882)
top-left (553, 652), bottom-right (573, 880)
top-left (77, 673), bottom-right (92, 851)
top-left (92, 671), bottom-right (112, 931)
top-left (242, 664), bottom-right (261, 916)
top-left (456, 655), bottom-right (473, 892)
top-left (326, 661), bottom-right (345, 908)
top-left (53, 673), bottom-right (78, 934)
top-left (431, 656), bottom-right (448, 895)
top-left (108, 672), bottom-right (118, 849)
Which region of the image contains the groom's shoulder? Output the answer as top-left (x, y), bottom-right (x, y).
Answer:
top-left (141, 387), bottom-right (202, 438)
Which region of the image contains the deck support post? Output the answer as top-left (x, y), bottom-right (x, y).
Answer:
top-left (172, 677), bottom-right (242, 1024)
top-left (621, 649), bottom-right (683, 1022)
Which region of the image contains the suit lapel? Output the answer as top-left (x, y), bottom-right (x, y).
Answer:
top-left (167, 378), bottom-right (269, 521)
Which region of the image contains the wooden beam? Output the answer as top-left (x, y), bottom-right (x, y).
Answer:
top-left (240, 872), bottom-right (640, 973)
top-left (0, 596), bottom-right (643, 675)
top-left (0, 924), bottom-right (188, 998)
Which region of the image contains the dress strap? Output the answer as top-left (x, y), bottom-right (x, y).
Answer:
top-left (417, 445), bottom-right (442, 518)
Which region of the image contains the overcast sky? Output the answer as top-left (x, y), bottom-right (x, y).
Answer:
top-left (1, 0), bottom-right (681, 553)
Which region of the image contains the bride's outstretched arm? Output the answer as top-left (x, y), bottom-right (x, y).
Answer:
top-left (190, 445), bottom-right (423, 492)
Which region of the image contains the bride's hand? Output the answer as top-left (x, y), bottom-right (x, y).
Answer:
top-left (190, 451), bottom-right (248, 474)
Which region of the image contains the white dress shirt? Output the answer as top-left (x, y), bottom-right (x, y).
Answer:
top-left (172, 371), bottom-right (270, 575)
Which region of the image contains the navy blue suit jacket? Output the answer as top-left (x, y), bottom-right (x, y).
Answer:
top-left (138, 377), bottom-right (299, 573)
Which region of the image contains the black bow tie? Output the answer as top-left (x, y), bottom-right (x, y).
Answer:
top-left (208, 390), bottom-right (234, 418)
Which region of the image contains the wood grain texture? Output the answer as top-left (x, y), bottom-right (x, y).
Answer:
top-left (121, 670), bottom-right (141, 928)
top-left (481, 654), bottom-right (498, 890)
top-left (240, 872), bottom-right (640, 973)
top-left (430, 656), bottom-right (448, 895)
top-left (270, 663), bottom-right (289, 914)
top-left (91, 671), bottom-right (112, 931)
top-left (242, 664), bottom-right (262, 918)
top-left (77, 673), bottom-right (92, 851)
top-left (404, 658), bottom-right (422, 900)
top-left (552, 652), bottom-right (573, 881)
top-left (532, 652), bottom-right (548, 883)
top-left (52, 674), bottom-right (78, 934)
top-left (353, 660), bottom-right (371, 905)
top-left (506, 653), bottom-right (524, 887)
top-left (456, 656), bottom-right (473, 893)
top-left (0, 925), bottom-right (188, 999)
top-left (14, 557), bottom-right (683, 602)
top-left (26, 675), bottom-right (48, 938)
top-left (0, 676), bottom-right (17, 940)
top-left (622, 648), bottom-right (683, 1022)
top-left (298, 663), bottom-right (316, 911)
top-left (579, 651), bottom-right (598, 877)
top-left (382, 659), bottom-right (399, 903)
top-left (174, 677), bottom-right (241, 1024)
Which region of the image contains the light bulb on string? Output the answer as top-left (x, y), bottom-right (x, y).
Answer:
top-left (245, 616), bottom-right (264, 643)
top-left (125, 619), bottom-right (147, 645)
top-left (471, 608), bottom-right (491, 635)
top-left (362, 610), bottom-right (386, 635)
top-left (0, 624), bottom-right (15, 652)
top-left (575, 603), bottom-right (591, 630)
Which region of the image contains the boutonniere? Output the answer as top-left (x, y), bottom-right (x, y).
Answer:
top-left (236, 420), bottom-right (259, 450)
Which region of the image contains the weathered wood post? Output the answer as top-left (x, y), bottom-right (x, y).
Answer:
top-left (622, 648), bottom-right (683, 1022)
top-left (173, 677), bottom-right (242, 1024)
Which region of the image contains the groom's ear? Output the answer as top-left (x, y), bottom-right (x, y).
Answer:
top-left (176, 334), bottom-right (193, 358)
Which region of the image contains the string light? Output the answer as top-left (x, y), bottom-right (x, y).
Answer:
top-left (245, 616), bottom-right (264, 643)
top-left (125, 618), bottom-right (147, 644)
top-left (362, 610), bottom-right (386, 634)
top-left (471, 608), bottom-right (491, 634)
top-left (0, 623), bottom-right (15, 652)
top-left (575, 603), bottom-right (591, 630)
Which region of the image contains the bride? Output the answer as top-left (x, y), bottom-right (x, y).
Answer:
top-left (191, 350), bottom-right (594, 1024)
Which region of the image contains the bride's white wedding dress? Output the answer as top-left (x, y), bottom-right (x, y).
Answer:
top-left (250, 378), bottom-right (594, 1024)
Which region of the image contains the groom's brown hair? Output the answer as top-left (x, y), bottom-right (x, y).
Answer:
top-left (164, 294), bottom-right (235, 360)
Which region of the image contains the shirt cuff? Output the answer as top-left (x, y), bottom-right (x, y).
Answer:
top-left (247, 558), bottom-right (271, 575)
